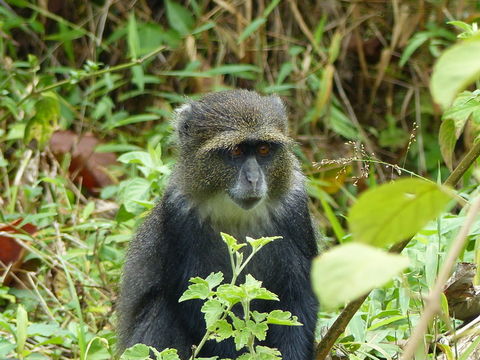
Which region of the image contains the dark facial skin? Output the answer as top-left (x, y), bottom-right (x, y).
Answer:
top-left (221, 141), bottom-right (279, 209)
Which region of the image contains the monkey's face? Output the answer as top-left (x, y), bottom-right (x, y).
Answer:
top-left (220, 141), bottom-right (276, 209)
top-left (174, 90), bottom-right (295, 212)
top-left (181, 138), bottom-right (293, 213)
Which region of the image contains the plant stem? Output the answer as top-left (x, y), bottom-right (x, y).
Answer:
top-left (190, 243), bottom-right (263, 359)
top-left (315, 139), bottom-right (480, 360)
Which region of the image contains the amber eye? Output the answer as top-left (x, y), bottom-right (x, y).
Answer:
top-left (230, 146), bottom-right (243, 157)
top-left (257, 143), bottom-right (270, 156)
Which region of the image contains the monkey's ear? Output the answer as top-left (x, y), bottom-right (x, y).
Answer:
top-left (269, 95), bottom-right (288, 131)
top-left (270, 94), bottom-right (285, 110)
top-left (173, 103), bottom-right (193, 138)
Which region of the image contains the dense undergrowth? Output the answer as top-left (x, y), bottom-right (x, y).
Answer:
top-left (1, 1), bottom-right (480, 359)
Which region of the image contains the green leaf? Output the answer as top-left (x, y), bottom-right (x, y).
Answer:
top-left (118, 177), bottom-right (151, 214)
top-left (204, 272), bottom-right (224, 290)
top-left (16, 305), bottom-right (28, 356)
top-left (179, 273), bottom-right (223, 302)
top-left (201, 299), bottom-right (224, 328)
top-left (245, 320), bottom-right (268, 341)
top-left (205, 64), bottom-right (261, 75)
top-left (399, 32), bottom-right (430, 67)
top-left (266, 310), bottom-right (302, 326)
top-left (442, 91), bottom-right (480, 137)
top-left (430, 39), bottom-right (480, 109)
top-left (25, 92), bottom-right (60, 148)
top-left (165, 0), bottom-right (195, 36)
top-left (215, 284), bottom-right (244, 306)
top-left (120, 343), bottom-right (153, 359)
top-left (238, 18), bottom-right (266, 43)
top-left (127, 13), bottom-right (140, 59)
top-left (348, 178), bottom-right (453, 247)
top-left (178, 281), bottom-right (209, 302)
top-left (439, 118), bottom-right (457, 170)
top-left (220, 233), bottom-right (246, 252)
top-left (311, 243), bottom-right (409, 309)
top-left (241, 274), bottom-right (278, 301)
top-left (263, 0), bottom-right (281, 17)
top-left (246, 236), bottom-right (281, 250)
top-left (109, 114), bottom-right (159, 129)
top-left (209, 319), bottom-right (233, 341)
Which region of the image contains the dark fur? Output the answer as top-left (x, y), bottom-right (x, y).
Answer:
top-left (118, 90), bottom-right (318, 359)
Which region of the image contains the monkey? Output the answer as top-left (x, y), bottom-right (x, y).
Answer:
top-left (117, 90), bottom-right (319, 359)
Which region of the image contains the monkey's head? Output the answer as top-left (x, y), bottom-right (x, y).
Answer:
top-left (174, 90), bottom-right (297, 212)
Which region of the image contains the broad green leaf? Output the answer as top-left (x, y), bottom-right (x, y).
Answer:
top-left (178, 282), bottom-right (209, 302)
top-left (311, 243), bottom-right (409, 308)
top-left (204, 272), bottom-right (224, 290)
top-left (201, 299), bottom-right (224, 328)
top-left (216, 284), bottom-right (244, 305)
top-left (245, 320), bottom-right (268, 340)
top-left (25, 92), bottom-right (60, 148)
top-left (16, 305), bottom-right (28, 356)
top-left (166, 0), bottom-right (194, 36)
top-left (266, 310), bottom-right (302, 326)
top-left (209, 319), bottom-right (233, 341)
top-left (118, 151), bottom-right (154, 167)
top-left (246, 236), bottom-right (281, 250)
top-left (439, 118), bottom-right (457, 169)
top-left (348, 178), bottom-right (453, 247)
top-left (442, 91), bottom-right (480, 137)
top-left (179, 273), bottom-right (223, 302)
top-left (430, 39), bottom-right (480, 109)
top-left (118, 177), bottom-right (151, 214)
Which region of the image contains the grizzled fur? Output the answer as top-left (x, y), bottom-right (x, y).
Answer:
top-left (117, 90), bottom-right (318, 359)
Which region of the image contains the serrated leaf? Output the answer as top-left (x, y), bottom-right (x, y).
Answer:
top-left (246, 320), bottom-right (268, 341)
top-left (120, 343), bottom-right (150, 359)
top-left (266, 310), bottom-right (302, 326)
top-left (246, 236), bottom-right (281, 250)
top-left (220, 233), bottom-right (246, 252)
top-left (430, 39), bottom-right (480, 109)
top-left (234, 328), bottom-right (251, 350)
top-left (210, 319), bottom-right (234, 341)
top-left (201, 300), bottom-right (224, 328)
top-left (166, 0), bottom-right (194, 36)
top-left (216, 284), bottom-right (244, 305)
top-left (439, 118), bottom-right (457, 170)
top-left (204, 272), bottom-right (224, 289)
top-left (348, 178), bottom-right (453, 247)
top-left (311, 243), bottom-right (409, 309)
top-left (178, 282), bottom-right (210, 302)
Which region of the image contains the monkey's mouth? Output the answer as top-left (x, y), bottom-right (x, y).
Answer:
top-left (235, 196), bottom-right (262, 210)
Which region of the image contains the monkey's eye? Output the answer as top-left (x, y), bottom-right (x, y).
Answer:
top-left (257, 143), bottom-right (271, 156)
top-left (230, 145), bottom-right (243, 158)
